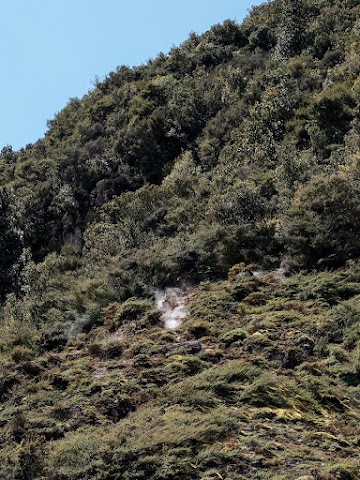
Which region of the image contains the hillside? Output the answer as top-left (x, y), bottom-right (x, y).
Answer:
top-left (1, 0), bottom-right (360, 478)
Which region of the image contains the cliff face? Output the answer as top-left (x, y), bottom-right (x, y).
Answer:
top-left (1, 1), bottom-right (360, 479)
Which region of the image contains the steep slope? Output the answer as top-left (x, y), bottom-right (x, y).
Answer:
top-left (1, 0), bottom-right (360, 479)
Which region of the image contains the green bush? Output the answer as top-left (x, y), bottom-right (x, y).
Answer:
top-left (45, 431), bottom-right (104, 480)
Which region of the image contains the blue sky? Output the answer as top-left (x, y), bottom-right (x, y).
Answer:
top-left (0, 0), bottom-right (264, 150)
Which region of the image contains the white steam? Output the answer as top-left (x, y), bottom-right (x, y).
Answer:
top-left (154, 288), bottom-right (188, 329)
top-left (66, 314), bottom-right (88, 338)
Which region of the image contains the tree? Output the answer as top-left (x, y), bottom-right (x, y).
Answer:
top-left (282, 173), bottom-right (360, 268)
top-left (274, 0), bottom-right (306, 60)
top-left (0, 189), bottom-right (23, 301)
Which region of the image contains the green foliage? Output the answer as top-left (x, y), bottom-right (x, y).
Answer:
top-left (1, 1), bottom-right (360, 478)
top-left (274, 0), bottom-right (308, 59)
top-left (311, 85), bottom-right (356, 151)
top-left (45, 430), bottom-right (104, 480)
top-left (283, 174), bottom-right (360, 268)
top-left (1, 0), bottom-right (359, 283)
top-left (0, 190), bottom-right (23, 301)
